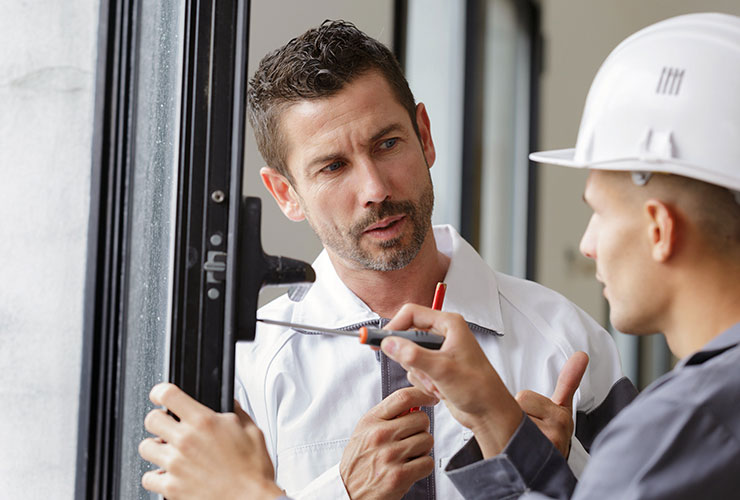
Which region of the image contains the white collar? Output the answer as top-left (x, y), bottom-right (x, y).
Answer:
top-left (291, 225), bottom-right (504, 335)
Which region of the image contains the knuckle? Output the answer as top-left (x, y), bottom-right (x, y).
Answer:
top-left (164, 453), bottom-right (182, 476)
top-left (223, 412), bottom-right (241, 427)
top-left (174, 429), bottom-right (195, 456)
top-left (421, 432), bottom-right (434, 451)
top-left (400, 346), bottom-right (420, 366)
top-left (193, 412), bottom-right (216, 431)
top-left (515, 390), bottom-right (534, 404)
top-left (138, 438), bottom-right (151, 457)
top-left (394, 389), bottom-right (414, 408)
top-left (143, 409), bottom-right (159, 430)
top-left (378, 447), bottom-right (395, 465)
top-left (157, 383), bottom-right (178, 401)
top-left (399, 303), bottom-right (416, 315)
top-left (141, 471), bottom-right (153, 489)
top-left (418, 455), bottom-right (435, 475)
top-left (161, 475), bottom-right (179, 497)
top-left (408, 411), bottom-right (430, 431)
top-left (448, 312), bottom-right (465, 323)
top-left (370, 427), bottom-right (392, 446)
top-left (386, 468), bottom-right (406, 490)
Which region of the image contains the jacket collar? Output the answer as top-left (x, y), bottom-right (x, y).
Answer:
top-left (291, 225), bottom-right (505, 335)
top-left (679, 322), bottom-right (740, 368)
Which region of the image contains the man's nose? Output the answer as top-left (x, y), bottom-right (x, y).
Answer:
top-left (357, 159), bottom-right (391, 207)
top-left (579, 216), bottom-right (597, 260)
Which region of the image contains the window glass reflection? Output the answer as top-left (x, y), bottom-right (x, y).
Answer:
top-left (119, 1), bottom-right (184, 497)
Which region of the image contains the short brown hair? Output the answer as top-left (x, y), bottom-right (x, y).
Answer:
top-left (247, 20), bottom-right (419, 181)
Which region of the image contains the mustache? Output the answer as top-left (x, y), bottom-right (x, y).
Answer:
top-left (350, 200), bottom-right (416, 237)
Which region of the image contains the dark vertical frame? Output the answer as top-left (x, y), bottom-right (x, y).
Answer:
top-left (393, 0), bottom-right (408, 68)
top-left (76, 0), bottom-right (139, 498)
top-left (169, 0), bottom-right (250, 412)
top-left (457, 0), bottom-right (541, 266)
top-left (460, 0), bottom-right (485, 247)
top-left (524, 0), bottom-right (542, 280)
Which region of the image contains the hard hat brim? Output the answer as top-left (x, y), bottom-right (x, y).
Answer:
top-left (529, 148), bottom-right (583, 167)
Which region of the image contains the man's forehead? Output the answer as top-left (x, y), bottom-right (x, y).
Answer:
top-left (279, 88), bottom-right (412, 168)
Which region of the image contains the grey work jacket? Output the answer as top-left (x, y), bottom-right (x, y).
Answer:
top-left (445, 322), bottom-right (740, 499)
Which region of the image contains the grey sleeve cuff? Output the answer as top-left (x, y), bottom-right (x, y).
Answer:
top-left (445, 416), bottom-right (577, 500)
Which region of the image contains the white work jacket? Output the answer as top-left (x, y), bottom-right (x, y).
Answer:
top-left (236, 225), bottom-right (633, 500)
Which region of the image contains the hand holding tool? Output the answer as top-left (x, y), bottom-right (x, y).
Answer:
top-left (257, 318), bottom-right (445, 350)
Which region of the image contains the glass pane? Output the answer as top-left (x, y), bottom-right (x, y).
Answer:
top-left (118, 0), bottom-right (185, 497)
top-left (478, 0), bottom-right (531, 278)
top-left (0, 1), bottom-right (99, 498)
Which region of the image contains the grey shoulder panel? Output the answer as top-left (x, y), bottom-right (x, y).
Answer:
top-left (575, 376), bottom-right (638, 452)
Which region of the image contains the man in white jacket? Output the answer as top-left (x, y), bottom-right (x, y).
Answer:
top-left (234, 20), bottom-right (635, 500)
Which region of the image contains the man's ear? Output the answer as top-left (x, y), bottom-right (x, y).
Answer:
top-left (260, 167), bottom-right (305, 222)
top-left (415, 102), bottom-right (436, 168)
top-left (644, 199), bottom-right (677, 262)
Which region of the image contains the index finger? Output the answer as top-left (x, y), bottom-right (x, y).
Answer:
top-left (149, 382), bottom-right (207, 422)
top-left (385, 303), bottom-right (467, 339)
top-left (372, 386), bottom-right (438, 420)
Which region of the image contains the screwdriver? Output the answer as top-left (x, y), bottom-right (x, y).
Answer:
top-left (257, 318), bottom-right (445, 350)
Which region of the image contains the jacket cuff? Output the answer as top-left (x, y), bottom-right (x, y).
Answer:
top-left (289, 463), bottom-right (351, 500)
top-left (444, 416), bottom-right (577, 499)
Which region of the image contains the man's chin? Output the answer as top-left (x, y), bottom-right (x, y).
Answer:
top-left (368, 245), bottom-right (422, 271)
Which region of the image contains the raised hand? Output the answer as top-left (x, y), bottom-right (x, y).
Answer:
top-left (339, 386), bottom-right (438, 499)
top-left (515, 351), bottom-right (589, 458)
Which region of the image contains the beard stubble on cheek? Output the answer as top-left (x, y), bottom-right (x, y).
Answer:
top-left (311, 180), bottom-right (435, 272)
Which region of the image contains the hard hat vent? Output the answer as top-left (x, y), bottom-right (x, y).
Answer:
top-left (655, 67), bottom-right (685, 95)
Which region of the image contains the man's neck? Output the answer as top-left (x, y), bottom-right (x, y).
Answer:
top-left (328, 230), bottom-right (451, 319)
top-left (663, 255), bottom-right (740, 359)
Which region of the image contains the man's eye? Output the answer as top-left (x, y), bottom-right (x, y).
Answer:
top-left (322, 161), bottom-right (343, 173)
top-left (380, 138), bottom-right (398, 150)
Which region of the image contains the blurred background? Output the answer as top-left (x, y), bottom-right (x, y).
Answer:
top-left (3, 0), bottom-right (740, 497)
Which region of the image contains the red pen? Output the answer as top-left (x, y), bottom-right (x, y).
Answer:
top-left (432, 282), bottom-right (447, 311)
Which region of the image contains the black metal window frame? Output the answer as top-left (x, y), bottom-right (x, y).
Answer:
top-left (168, 0), bottom-right (251, 413)
top-left (76, 0), bottom-right (140, 497)
top-left (76, 0), bottom-right (252, 497)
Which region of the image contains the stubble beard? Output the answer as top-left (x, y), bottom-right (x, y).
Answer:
top-left (311, 179), bottom-right (435, 272)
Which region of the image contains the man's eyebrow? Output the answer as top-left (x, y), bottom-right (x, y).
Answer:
top-left (369, 123), bottom-right (404, 143)
top-left (305, 123), bottom-right (405, 169)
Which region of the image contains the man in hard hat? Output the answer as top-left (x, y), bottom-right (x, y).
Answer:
top-left (139, 20), bottom-right (635, 500)
top-left (381, 12), bottom-right (740, 498)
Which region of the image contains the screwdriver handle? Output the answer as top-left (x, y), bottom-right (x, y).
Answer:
top-left (358, 327), bottom-right (445, 350)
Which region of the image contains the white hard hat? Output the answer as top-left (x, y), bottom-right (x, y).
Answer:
top-left (530, 12), bottom-right (740, 194)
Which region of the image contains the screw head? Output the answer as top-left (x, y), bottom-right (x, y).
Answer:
top-left (211, 190), bottom-right (226, 203)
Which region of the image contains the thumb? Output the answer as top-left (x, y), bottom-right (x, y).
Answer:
top-left (551, 351), bottom-right (589, 408)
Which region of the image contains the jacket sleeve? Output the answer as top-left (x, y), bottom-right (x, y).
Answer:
top-left (445, 415), bottom-right (576, 500)
top-left (288, 464), bottom-right (351, 500)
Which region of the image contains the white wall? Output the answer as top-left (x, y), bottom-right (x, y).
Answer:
top-left (0, 1), bottom-right (99, 497)
top-left (245, 0), bottom-right (394, 304)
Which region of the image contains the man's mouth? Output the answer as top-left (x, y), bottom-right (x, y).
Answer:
top-left (363, 215), bottom-right (405, 234)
